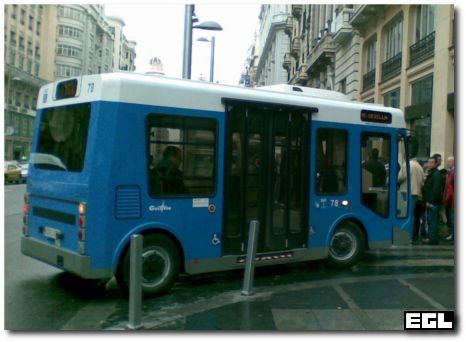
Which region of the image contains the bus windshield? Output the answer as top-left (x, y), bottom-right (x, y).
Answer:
top-left (33, 103), bottom-right (91, 172)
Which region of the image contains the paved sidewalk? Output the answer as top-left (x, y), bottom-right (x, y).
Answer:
top-left (106, 271), bottom-right (454, 330)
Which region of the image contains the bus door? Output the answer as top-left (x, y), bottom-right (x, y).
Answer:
top-left (223, 103), bottom-right (310, 255)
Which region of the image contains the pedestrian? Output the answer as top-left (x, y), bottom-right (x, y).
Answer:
top-left (399, 158), bottom-right (425, 242)
top-left (421, 156), bottom-right (443, 244)
top-left (443, 156), bottom-right (455, 241)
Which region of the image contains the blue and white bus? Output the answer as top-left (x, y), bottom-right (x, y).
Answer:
top-left (22, 73), bottom-right (414, 295)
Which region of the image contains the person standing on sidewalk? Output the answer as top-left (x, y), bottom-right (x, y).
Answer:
top-left (422, 156), bottom-right (443, 244)
top-left (443, 156), bottom-right (455, 242)
top-left (398, 157), bottom-right (425, 243)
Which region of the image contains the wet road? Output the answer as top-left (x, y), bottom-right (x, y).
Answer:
top-left (5, 184), bottom-right (455, 330)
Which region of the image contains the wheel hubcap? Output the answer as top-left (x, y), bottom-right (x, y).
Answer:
top-left (142, 248), bottom-right (170, 287)
top-left (329, 231), bottom-right (357, 261)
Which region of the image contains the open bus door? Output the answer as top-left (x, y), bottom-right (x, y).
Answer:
top-left (222, 101), bottom-right (311, 255)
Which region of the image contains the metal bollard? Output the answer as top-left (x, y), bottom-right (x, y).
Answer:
top-left (127, 234), bottom-right (143, 330)
top-left (241, 220), bottom-right (260, 296)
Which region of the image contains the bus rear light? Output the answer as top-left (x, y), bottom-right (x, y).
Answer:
top-left (78, 229), bottom-right (86, 241)
top-left (78, 202), bottom-right (87, 215)
top-left (78, 216), bottom-right (86, 228)
top-left (22, 226), bottom-right (29, 236)
top-left (24, 193), bottom-right (30, 204)
top-left (23, 215), bottom-right (29, 225)
top-left (23, 204), bottom-right (30, 215)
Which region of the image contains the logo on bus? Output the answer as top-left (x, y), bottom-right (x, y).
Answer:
top-left (149, 202), bottom-right (172, 213)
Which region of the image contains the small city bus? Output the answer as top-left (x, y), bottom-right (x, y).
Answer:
top-left (21, 72), bottom-right (414, 295)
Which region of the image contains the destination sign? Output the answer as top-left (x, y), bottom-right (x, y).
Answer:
top-left (361, 110), bottom-right (392, 124)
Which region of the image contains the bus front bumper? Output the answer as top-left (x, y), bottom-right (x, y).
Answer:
top-left (21, 236), bottom-right (112, 279)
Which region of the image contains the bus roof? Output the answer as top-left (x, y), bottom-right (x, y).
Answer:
top-left (37, 72), bottom-right (406, 129)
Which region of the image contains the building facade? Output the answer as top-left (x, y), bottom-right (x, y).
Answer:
top-left (4, 4), bottom-right (137, 161)
top-left (4, 4), bottom-right (47, 160)
top-left (254, 4), bottom-right (291, 86)
top-left (252, 4), bottom-right (454, 162)
top-left (351, 4), bottom-right (455, 160)
top-left (40, 5), bottom-right (136, 81)
top-left (107, 16), bottom-right (137, 72)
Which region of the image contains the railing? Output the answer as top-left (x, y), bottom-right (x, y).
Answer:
top-left (381, 52), bottom-right (402, 83)
top-left (409, 31), bottom-right (435, 67)
top-left (362, 69), bottom-right (375, 92)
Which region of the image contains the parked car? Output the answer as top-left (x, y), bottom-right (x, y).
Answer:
top-left (4, 161), bottom-right (21, 184)
top-left (20, 163), bottom-right (29, 183)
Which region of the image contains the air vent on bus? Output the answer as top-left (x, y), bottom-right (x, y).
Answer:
top-left (115, 185), bottom-right (142, 220)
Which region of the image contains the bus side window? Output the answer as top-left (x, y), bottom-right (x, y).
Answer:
top-left (146, 114), bottom-right (217, 198)
top-left (316, 128), bottom-right (348, 194)
top-left (361, 132), bottom-right (391, 217)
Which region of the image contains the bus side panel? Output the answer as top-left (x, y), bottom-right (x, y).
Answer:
top-left (88, 102), bottom-right (226, 271)
top-left (308, 121), bottom-right (393, 250)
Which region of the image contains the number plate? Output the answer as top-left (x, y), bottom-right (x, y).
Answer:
top-left (42, 227), bottom-right (62, 240)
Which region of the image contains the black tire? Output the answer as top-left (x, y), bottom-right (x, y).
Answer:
top-left (326, 221), bottom-right (365, 268)
top-left (116, 234), bottom-right (180, 297)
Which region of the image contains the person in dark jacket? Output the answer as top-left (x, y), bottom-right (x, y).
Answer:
top-left (154, 146), bottom-right (188, 195)
top-left (422, 156), bottom-right (443, 244)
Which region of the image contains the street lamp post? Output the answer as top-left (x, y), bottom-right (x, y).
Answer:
top-left (197, 36), bottom-right (216, 82)
top-left (182, 4), bottom-right (222, 79)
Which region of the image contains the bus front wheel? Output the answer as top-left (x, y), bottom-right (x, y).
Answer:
top-left (116, 234), bottom-right (180, 297)
top-left (326, 222), bottom-right (364, 268)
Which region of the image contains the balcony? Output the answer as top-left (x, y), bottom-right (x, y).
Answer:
top-left (284, 15), bottom-right (294, 37)
top-left (381, 52), bottom-right (402, 83)
top-left (291, 36), bottom-right (301, 57)
top-left (282, 52), bottom-right (293, 71)
top-left (298, 64), bottom-right (308, 84)
top-left (332, 7), bottom-right (354, 45)
top-left (362, 69), bottom-right (375, 92)
top-left (409, 31), bottom-right (435, 67)
top-left (306, 33), bottom-right (335, 78)
top-left (350, 5), bottom-right (386, 33)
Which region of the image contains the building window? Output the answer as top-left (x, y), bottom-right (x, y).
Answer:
top-left (28, 15), bottom-right (34, 30)
top-left (385, 16), bottom-right (403, 60)
top-left (409, 75), bottom-right (433, 159)
top-left (383, 88), bottom-right (400, 108)
top-left (58, 25), bottom-right (83, 40)
top-left (416, 5), bottom-right (435, 42)
top-left (340, 78), bottom-right (347, 94)
top-left (57, 44), bottom-right (82, 58)
top-left (363, 38), bottom-right (376, 91)
top-left (20, 8), bottom-right (26, 25)
top-left (382, 16), bottom-right (403, 83)
top-left (56, 64), bottom-right (81, 78)
top-left (366, 38), bottom-right (376, 72)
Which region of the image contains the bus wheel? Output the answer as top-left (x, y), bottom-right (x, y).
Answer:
top-left (116, 234), bottom-right (180, 297)
top-left (326, 222), bottom-right (364, 268)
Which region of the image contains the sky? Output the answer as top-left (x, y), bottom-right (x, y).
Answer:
top-left (104, 3), bottom-right (261, 85)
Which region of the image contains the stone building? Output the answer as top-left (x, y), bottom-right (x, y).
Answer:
top-left (254, 4), bottom-right (291, 86)
top-left (350, 4), bottom-right (455, 160)
top-left (4, 5), bottom-right (47, 160)
top-left (4, 4), bottom-right (137, 160)
top-left (254, 4), bottom-right (454, 161)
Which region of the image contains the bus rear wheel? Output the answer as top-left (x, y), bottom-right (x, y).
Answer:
top-left (326, 222), bottom-right (364, 268)
top-left (116, 234), bottom-right (180, 297)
